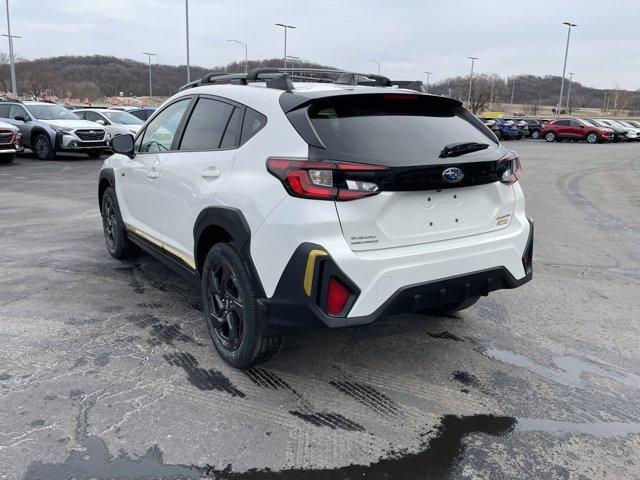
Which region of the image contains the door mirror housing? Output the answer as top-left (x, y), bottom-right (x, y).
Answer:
top-left (110, 134), bottom-right (135, 158)
top-left (95, 119), bottom-right (106, 126)
top-left (14, 115), bottom-right (28, 122)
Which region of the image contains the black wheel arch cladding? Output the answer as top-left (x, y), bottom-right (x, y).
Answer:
top-left (193, 206), bottom-right (266, 298)
top-left (98, 168), bottom-right (115, 212)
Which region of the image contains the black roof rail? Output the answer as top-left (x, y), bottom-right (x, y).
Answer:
top-left (265, 74), bottom-right (294, 92)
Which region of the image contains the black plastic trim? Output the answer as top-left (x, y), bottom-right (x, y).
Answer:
top-left (97, 168), bottom-right (115, 212)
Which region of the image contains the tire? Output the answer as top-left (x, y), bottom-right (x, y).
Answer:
top-left (419, 295), bottom-right (481, 316)
top-left (0, 152), bottom-right (15, 164)
top-left (202, 243), bottom-right (284, 368)
top-left (33, 133), bottom-right (56, 160)
top-left (101, 186), bottom-right (135, 259)
top-left (86, 149), bottom-right (104, 159)
top-left (585, 132), bottom-right (598, 144)
top-left (545, 131), bottom-right (556, 142)
top-left (531, 130), bottom-right (541, 140)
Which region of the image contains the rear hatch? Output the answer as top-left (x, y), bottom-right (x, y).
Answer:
top-left (304, 93), bottom-right (516, 251)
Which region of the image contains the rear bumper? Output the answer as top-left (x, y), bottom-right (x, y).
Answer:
top-left (262, 216), bottom-right (533, 329)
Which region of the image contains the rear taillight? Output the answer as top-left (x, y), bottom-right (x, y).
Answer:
top-left (326, 276), bottom-right (351, 315)
top-left (499, 151), bottom-right (522, 185)
top-left (266, 158), bottom-right (388, 201)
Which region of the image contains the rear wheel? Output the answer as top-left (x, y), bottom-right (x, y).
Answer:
top-left (585, 132), bottom-right (598, 144)
top-left (419, 296), bottom-right (481, 316)
top-left (531, 130), bottom-right (541, 139)
top-left (544, 131), bottom-right (556, 142)
top-left (202, 243), bottom-right (283, 368)
top-left (33, 134), bottom-right (56, 160)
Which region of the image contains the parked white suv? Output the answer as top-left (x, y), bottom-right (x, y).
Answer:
top-left (74, 108), bottom-right (144, 136)
top-left (99, 68), bottom-right (533, 368)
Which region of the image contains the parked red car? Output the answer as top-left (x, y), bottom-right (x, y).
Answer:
top-left (541, 118), bottom-right (614, 143)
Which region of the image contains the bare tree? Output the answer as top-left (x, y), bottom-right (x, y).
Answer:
top-left (0, 53), bottom-right (10, 93)
top-left (469, 74), bottom-right (494, 114)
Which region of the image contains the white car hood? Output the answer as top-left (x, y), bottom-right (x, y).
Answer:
top-left (46, 119), bottom-right (105, 130)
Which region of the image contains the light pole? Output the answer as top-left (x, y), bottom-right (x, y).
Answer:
top-left (467, 56), bottom-right (478, 107)
top-left (369, 59), bottom-right (380, 75)
top-left (142, 52), bottom-right (157, 103)
top-left (612, 81), bottom-right (619, 116)
top-left (565, 72), bottom-right (574, 114)
top-left (275, 23), bottom-right (295, 68)
top-left (489, 74), bottom-right (497, 110)
top-left (287, 55), bottom-right (302, 74)
top-left (424, 71), bottom-right (433, 93)
top-left (228, 39), bottom-right (248, 73)
top-left (557, 22), bottom-right (577, 115)
top-left (509, 79), bottom-right (518, 113)
top-left (603, 92), bottom-right (608, 113)
top-left (185, 0), bottom-right (190, 83)
top-left (3, 0), bottom-right (19, 97)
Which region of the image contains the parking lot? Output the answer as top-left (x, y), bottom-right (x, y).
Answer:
top-left (1, 141), bottom-right (640, 479)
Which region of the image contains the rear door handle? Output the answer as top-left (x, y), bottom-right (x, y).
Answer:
top-left (201, 166), bottom-right (221, 179)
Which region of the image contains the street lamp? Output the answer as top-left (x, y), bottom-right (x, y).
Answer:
top-left (424, 71), bottom-right (433, 94)
top-left (370, 59), bottom-right (381, 75)
top-left (557, 22), bottom-right (577, 115)
top-left (612, 80), bottom-right (619, 116)
top-left (185, 0), bottom-right (190, 83)
top-left (565, 72), bottom-right (574, 114)
top-left (287, 55), bottom-right (302, 71)
top-left (142, 52), bottom-right (157, 103)
top-left (228, 39), bottom-right (248, 74)
top-left (467, 57), bottom-right (478, 107)
top-left (3, 0), bottom-right (19, 97)
top-left (275, 23), bottom-right (295, 68)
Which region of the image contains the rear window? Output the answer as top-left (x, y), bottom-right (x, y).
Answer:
top-left (306, 94), bottom-right (495, 166)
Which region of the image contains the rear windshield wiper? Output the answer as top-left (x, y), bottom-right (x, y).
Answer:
top-left (439, 142), bottom-right (489, 158)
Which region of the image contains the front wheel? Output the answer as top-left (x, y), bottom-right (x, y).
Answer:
top-left (0, 152), bottom-right (15, 164)
top-left (531, 130), bottom-right (541, 139)
top-left (202, 243), bottom-right (283, 368)
top-left (585, 132), bottom-right (598, 144)
top-left (33, 134), bottom-right (56, 160)
top-left (544, 131), bottom-right (556, 142)
top-left (101, 186), bottom-right (135, 259)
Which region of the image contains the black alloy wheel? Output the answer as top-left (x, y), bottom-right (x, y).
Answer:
top-left (207, 259), bottom-right (245, 351)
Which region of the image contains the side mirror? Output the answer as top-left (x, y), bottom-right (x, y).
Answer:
top-left (14, 115), bottom-right (27, 122)
top-left (95, 119), bottom-right (106, 126)
top-left (110, 134), bottom-right (135, 158)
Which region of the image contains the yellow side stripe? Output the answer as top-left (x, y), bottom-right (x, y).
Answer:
top-left (303, 249), bottom-right (328, 296)
top-left (125, 224), bottom-right (196, 271)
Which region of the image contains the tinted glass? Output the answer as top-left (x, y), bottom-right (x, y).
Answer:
top-left (220, 107), bottom-right (243, 149)
top-left (307, 95), bottom-right (495, 165)
top-left (180, 98), bottom-right (234, 151)
top-left (0, 104), bottom-right (9, 118)
top-left (103, 111), bottom-right (143, 125)
top-left (570, 120), bottom-right (582, 127)
top-left (554, 120), bottom-right (570, 126)
top-left (86, 111), bottom-right (103, 122)
top-left (9, 104), bottom-right (28, 119)
top-left (241, 108), bottom-right (267, 144)
top-left (27, 104), bottom-right (78, 120)
top-left (140, 99), bottom-right (190, 153)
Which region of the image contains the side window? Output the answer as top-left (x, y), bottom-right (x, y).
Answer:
top-left (75, 111), bottom-right (86, 120)
top-left (220, 107), bottom-right (243, 149)
top-left (555, 120), bottom-right (569, 126)
top-left (86, 111), bottom-right (103, 123)
top-left (179, 98), bottom-right (234, 151)
top-left (140, 99), bottom-right (190, 153)
top-left (0, 104), bottom-right (9, 118)
top-left (240, 108), bottom-right (267, 145)
top-left (8, 104), bottom-right (28, 120)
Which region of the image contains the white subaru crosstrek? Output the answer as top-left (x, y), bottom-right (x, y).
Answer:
top-left (98, 68), bottom-right (533, 368)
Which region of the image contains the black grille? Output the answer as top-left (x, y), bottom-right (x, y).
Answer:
top-left (0, 131), bottom-right (14, 144)
top-left (75, 130), bottom-right (105, 141)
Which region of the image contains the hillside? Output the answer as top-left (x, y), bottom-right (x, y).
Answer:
top-left (0, 55), bottom-right (637, 114)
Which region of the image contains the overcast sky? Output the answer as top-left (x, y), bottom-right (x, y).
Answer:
top-left (5, 0), bottom-right (639, 90)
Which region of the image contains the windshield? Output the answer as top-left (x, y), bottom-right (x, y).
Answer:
top-left (27, 104), bottom-right (80, 120)
top-left (306, 94), bottom-right (496, 166)
top-left (103, 111), bottom-right (144, 125)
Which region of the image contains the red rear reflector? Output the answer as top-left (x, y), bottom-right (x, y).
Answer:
top-left (327, 276), bottom-right (350, 315)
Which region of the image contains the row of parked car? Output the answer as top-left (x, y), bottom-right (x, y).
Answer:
top-left (0, 100), bottom-right (157, 163)
top-left (481, 116), bottom-right (640, 144)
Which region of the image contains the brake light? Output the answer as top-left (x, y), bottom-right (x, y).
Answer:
top-left (499, 151), bottom-right (522, 185)
top-left (327, 276), bottom-right (350, 315)
top-left (266, 158), bottom-right (388, 201)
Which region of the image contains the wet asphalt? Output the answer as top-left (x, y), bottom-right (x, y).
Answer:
top-left (1, 141), bottom-right (639, 479)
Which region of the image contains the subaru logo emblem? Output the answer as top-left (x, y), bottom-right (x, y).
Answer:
top-left (89, 130), bottom-right (95, 134)
top-left (442, 167), bottom-right (464, 183)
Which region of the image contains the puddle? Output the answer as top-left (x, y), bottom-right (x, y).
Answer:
top-left (483, 347), bottom-right (640, 390)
